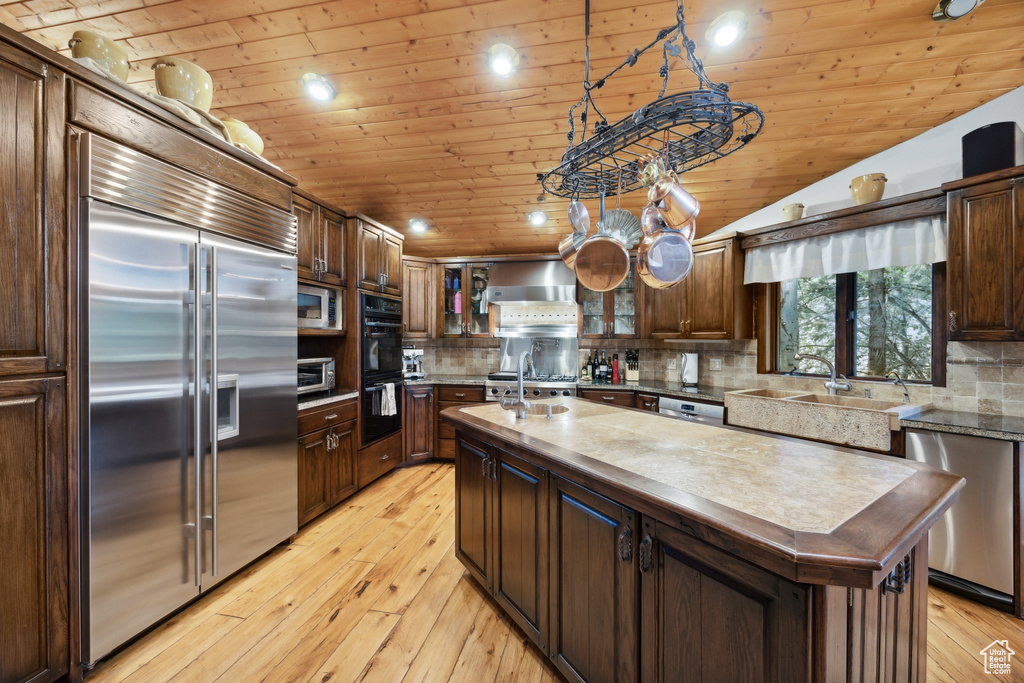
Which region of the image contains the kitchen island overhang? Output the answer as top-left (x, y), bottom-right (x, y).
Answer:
top-left (442, 397), bottom-right (964, 683)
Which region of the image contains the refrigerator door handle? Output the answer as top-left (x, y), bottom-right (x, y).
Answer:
top-left (210, 246), bottom-right (219, 578)
top-left (192, 243), bottom-right (203, 587)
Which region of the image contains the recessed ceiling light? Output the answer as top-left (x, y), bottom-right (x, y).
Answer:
top-left (527, 211), bottom-right (548, 227)
top-left (409, 218), bottom-right (428, 233)
top-left (932, 0), bottom-right (984, 21)
top-left (302, 73), bottom-right (336, 102)
top-left (487, 44), bottom-right (520, 76)
top-left (705, 11), bottom-right (747, 49)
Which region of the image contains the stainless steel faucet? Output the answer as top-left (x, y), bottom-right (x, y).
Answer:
top-left (886, 371), bottom-right (911, 403)
top-left (499, 351), bottom-right (535, 419)
top-left (794, 353), bottom-right (852, 396)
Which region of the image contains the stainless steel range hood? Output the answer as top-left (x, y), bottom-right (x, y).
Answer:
top-left (485, 261), bottom-right (576, 304)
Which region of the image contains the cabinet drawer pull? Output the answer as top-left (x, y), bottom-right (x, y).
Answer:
top-left (454, 393), bottom-right (466, 398)
top-left (380, 453), bottom-right (390, 462)
top-left (617, 526), bottom-right (632, 562)
top-left (602, 396), bottom-right (616, 401)
top-left (324, 413), bottom-right (338, 420)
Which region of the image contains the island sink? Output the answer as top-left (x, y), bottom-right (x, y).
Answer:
top-left (724, 387), bottom-right (928, 451)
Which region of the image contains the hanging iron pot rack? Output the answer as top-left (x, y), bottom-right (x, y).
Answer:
top-left (539, 0), bottom-right (764, 200)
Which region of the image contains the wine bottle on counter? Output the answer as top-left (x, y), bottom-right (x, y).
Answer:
top-left (599, 353), bottom-right (608, 384)
top-left (582, 355), bottom-right (590, 381)
top-left (612, 353), bottom-right (620, 384)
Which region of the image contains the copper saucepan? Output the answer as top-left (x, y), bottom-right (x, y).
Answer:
top-left (575, 236), bottom-right (630, 292)
top-left (636, 230), bottom-right (694, 289)
top-left (648, 177), bottom-right (700, 229)
top-left (558, 232), bottom-right (586, 268)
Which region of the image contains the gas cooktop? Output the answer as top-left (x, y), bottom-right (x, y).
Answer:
top-left (486, 372), bottom-right (578, 383)
top-left (484, 372), bottom-right (579, 401)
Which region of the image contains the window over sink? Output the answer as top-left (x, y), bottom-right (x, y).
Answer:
top-left (778, 264), bottom-right (940, 383)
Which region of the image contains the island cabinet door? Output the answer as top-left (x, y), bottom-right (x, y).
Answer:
top-left (493, 448), bottom-right (549, 649)
top-left (549, 475), bottom-right (639, 683)
top-left (638, 519), bottom-right (809, 683)
top-left (455, 437), bottom-right (493, 589)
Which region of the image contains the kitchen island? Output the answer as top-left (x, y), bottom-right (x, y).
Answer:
top-left (440, 397), bottom-right (963, 683)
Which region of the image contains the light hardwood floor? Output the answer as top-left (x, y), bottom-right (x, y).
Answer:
top-left (87, 462), bottom-right (1024, 683)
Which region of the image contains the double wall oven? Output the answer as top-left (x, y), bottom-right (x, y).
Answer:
top-left (362, 293), bottom-right (403, 445)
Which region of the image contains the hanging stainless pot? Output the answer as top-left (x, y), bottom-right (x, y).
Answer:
top-left (636, 229), bottom-right (694, 289)
top-left (558, 232), bottom-right (586, 268)
top-left (641, 202), bottom-right (669, 236)
top-left (567, 200), bottom-right (591, 235)
top-left (648, 177), bottom-right (700, 229)
top-left (575, 236), bottom-right (630, 292)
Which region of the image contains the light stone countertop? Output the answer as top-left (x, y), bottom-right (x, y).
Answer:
top-left (298, 390), bottom-right (359, 410)
top-left (902, 408), bottom-right (1024, 442)
top-left (457, 398), bottom-right (913, 535)
top-left (443, 397), bottom-right (963, 587)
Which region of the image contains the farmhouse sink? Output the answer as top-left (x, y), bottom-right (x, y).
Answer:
top-left (724, 388), bottom-right (929, 452)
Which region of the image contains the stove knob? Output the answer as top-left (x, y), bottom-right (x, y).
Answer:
top-left (549, 389), bottom-right (558, 396)
top-left (532, 389), bottom-right (541, 396)
top-left (562, 389), bottom-right (571, 396)
top-left (490, 387), bottom-right (498, 395)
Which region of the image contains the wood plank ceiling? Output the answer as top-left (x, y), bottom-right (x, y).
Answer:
top-left (2, 0), bottom-right (1023, 257)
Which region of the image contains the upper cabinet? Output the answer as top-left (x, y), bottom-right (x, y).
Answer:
top-left (295, 192), bottom-right (345, 287)
top-left (440, 264), bottom-right (491, 337)
top-left (945, 169), bottom-right (1024, 341)
top-left (0, 43), bottom-right (66, 377)
top-left (355, 215), bottom-right (402, 296)
top-left (579, 261), bottom-right (638, 338)
top-left (402, 258), bottom-right (436, 339)
top-left (641, 237), bottom-right (752, 340)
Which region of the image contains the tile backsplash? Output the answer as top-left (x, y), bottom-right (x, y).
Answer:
top-left (411, 336), bottom-right (1024, 417)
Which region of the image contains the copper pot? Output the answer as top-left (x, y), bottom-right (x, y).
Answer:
top-left (558, 232), bottom-right (585, 268)
top-left (636, 230), bottom-right (694, 289)
top-left (648, 177), bottom-right (700, 229)
top-left (574, 236), bottom-right (630, 292)
top-left (642, 203), bottom-right (694, 241)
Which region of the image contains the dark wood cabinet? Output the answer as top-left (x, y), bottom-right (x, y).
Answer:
top-left (578, 387), bottom-right (635, 407)
top-left (403, 385), bottom-right (434, 462)
top-left (946, 173), bottom-right (1024, 341)
top-left (455, 436), bottom-right (492, 589)
top-left (295, 192), bottom-right (345, 287)
top-left (0, 42), bottom-right (66, 378)
top-left (297, 399), bottom-right (357, 526)
top-left (640, 237), bottom-right (751, 340)
top-left (439, 264), bottom-right (492, 337)
top-left (635, 393), bottom-right (659, 411)
top-left (436, 384), bottom-right (485, 459)
top-left (579, 264), bottom-right (638, 338)
top-left (298, 420), bottom-right (357, 526)
top-left (355, 215), bottom-right (402, 295)
top-left (493, 448), bottom-right (549, 648)
top-left (402, 259), bottom-right (436, 339)
top-left (356, 430), bottom-right (401, 488)
top-left (0, 377), bottom-right (69, 683)
top-left (549, 475), bottom-right (638, 683)
top-left (638, 519), bottom-right (808, 683)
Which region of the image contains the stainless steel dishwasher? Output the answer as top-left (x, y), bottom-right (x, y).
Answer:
top-left (658, 396), bottom-right (724, 425)
top-left (905, 428), bottom-right (1014, 610)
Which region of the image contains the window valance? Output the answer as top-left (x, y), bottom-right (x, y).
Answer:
top-left (743, 215), bottom-right (947, 284)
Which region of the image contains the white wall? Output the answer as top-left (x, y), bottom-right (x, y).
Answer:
top-left (719, 84), bottom-right (1024, 235)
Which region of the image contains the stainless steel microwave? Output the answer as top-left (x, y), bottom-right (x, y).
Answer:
top-left (297, 284), bottom-right (342, 330)
top-left (298, 357), bottom-right (336, 395)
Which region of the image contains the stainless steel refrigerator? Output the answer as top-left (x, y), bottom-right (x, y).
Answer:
top-left (79, 135), bottom-right (298, 665)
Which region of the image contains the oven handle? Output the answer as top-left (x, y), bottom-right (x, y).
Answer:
top-left (364, 321), bottom-right (402, 328)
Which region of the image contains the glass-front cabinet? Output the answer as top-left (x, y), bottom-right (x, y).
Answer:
top-left (579, 260), bottom-right (637, 338)
top-left (441, 264), bottom-right (491, 337)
